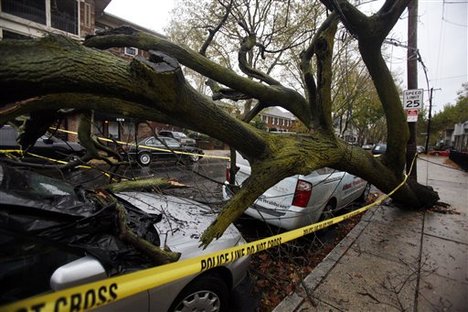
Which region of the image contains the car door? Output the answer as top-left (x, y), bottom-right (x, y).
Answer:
top-left (336, 173), bottom-right (367, 208)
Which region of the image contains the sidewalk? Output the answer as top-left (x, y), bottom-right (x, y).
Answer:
top-left (274, 156), bottom-right (468, 311)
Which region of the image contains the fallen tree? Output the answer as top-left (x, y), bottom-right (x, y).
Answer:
top-left (0, 0), bottom-right (439, 247)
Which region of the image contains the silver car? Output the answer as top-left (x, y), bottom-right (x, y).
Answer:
top-left (0, 163), bottom-right (249, 312)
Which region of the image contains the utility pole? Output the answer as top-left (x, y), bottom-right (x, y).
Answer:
top-left (424, 87), bottom-right (442, 153)
top-left (406, 0), bottom-right (418, 179)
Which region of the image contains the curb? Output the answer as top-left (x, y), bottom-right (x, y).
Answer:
top-left (273, 206), bottom-right (379, 312)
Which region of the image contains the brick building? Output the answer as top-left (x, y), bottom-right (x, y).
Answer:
top-left (258, 107), bottom-right (297, 132)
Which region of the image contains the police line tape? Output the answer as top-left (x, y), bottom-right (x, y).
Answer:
top-left (52, 128), bottom-right (230, 161)
top-left (0, 153), bottom-right (415, 312)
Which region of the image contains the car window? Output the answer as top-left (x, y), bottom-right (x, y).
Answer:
top-left (144, 137), bottom-right (163, 147)
top-left (162, 137), bottom-right (180, 147)
top-left (174, 132), bottom-right (187, 138)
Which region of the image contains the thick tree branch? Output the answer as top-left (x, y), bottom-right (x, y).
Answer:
top-left (321, 0), bottom-right (411, 43)
top-left (115, 201), bottom-right (181, 264)
top-left (84, 27), bottom-right (312, 125)
top-left (205, 79), bottom-right (251, 101)
top-left (300, 13), bottom-right (337, 105)
top-left (314, 18), bottom-right (338, 131)
top-left (319, 0), bottom-right (411, 171)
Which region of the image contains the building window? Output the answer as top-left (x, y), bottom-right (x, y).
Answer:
top-left (124, 47), bottom-right (138, 57)
top-left (51, 0), bottom-right (78, 35)
top-left (1, 0), bottom-right (46, 25)
top-left (1, 0), bottom-right (78, 35)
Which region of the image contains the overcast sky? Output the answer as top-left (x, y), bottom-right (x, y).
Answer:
top-left (106, 0), bottom-right (467, 113)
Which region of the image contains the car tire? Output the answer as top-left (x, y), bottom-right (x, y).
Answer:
top-left (319, 199), bottom-right (336, 221)
top-left (138, 152), bottom-right (151, 166)
top-left (170, 275), bottom-right (229, 312)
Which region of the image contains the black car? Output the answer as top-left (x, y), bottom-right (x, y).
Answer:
top-left (126, 136), bottom-right (203, 166)
top-left (0, 125), bottom-right (85, 162)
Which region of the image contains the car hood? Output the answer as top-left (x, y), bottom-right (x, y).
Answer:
top-left (115, 192), bottom-right (242, 259)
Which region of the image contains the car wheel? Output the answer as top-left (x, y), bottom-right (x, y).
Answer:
top-left (138, 152), bottom-right (151, 166)
top-left (319, 199), bottom-right (336, 221)
top-left (170, 275), bottom-right (229, 312)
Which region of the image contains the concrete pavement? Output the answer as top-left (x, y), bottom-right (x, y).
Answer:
top-left (274, 155), bottom-right (468, 311)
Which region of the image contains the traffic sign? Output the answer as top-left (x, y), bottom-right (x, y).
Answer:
top-left (403, 89), bottom-right (424, 110)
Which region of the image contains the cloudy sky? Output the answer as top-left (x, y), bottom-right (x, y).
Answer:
top-left (106, 0), bottom-right (467, 112)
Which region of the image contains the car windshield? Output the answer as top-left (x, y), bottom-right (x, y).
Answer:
top-left (0, 163), bottom-right (75, 198)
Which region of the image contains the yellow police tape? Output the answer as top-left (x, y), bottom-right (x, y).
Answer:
top-left (52, 128), bottom-right (230, 161)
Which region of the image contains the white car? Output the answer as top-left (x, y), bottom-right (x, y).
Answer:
top-left (223, 152), bottom-right (369, 230)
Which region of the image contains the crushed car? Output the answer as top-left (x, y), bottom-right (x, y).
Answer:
top-left (0, 162), bottom-right (249, 311)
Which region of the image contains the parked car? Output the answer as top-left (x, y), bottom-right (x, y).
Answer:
top-left (371, 143), bottom-right (387, 155)
top-left (0, 125), bottom-right (85, 161)
top-left (429, 149), bottom-right (450, 157)
top-left (362, 144), bottom-right (374, 151)
top-left (416, 145), bottom-right (425, 154)
top-left (159, 130), bottom-right (197, 146)
top-left (126, 136), bottom-right (203, 166)
top-left (0, 162), bottom-right (249, 311)
top-left (223, 152), bottom-right (369, 230)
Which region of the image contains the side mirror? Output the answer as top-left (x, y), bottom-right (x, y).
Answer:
top-left (50, 256), bottom-right (106, 290)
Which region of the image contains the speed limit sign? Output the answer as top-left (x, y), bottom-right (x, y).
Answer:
top-left (403, 89), bottom-right (424, 110)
